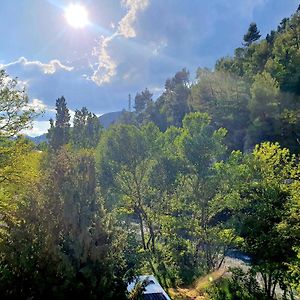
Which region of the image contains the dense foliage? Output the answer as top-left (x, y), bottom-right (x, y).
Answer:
top-left (119, 7), bottom-right (300, 154)
top-left (1, 6), bottom-right (300, 300)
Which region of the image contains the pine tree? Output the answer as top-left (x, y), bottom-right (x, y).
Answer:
top-left (277, 18), bottom-right (289, 32)
top-left (47, 96), bottom-right (70, 150)
top-left (243, 22), bottom-right (261, 46)
top-left (72, 107), bottom-right (88, 148)
top-left (134, 88), bottom-right (153, 113)
top-left (86, 111), bottom-right (101, 148)
top-left (266, 30), bottom-right (276, 45)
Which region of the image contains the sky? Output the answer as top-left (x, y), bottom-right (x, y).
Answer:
top-left (0, 0), bottom-right (299, 136)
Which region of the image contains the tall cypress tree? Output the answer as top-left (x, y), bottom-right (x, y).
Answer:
top-left (72, 107), bottom-right (88, 149)
top-left (47, 96), bottom-right (70, 150)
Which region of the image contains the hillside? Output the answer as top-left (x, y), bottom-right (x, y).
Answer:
top-left (98, 111), bottom-right (122, 128)
top-left (115, 7), bottom-right (300, 154)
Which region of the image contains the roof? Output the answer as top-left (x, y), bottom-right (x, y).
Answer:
top-left (143, 293), bottom-right (168, 300)
top-left (127, 275), bottom-right (171, 300)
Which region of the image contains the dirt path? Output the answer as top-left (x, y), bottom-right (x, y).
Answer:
top-left (167, 257), bottom-right (248, 300)
top-left (168, 268), bottom-right (227, 300)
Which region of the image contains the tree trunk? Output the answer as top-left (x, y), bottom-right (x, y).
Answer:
top-left (138, 212), bottom-right (146, 250)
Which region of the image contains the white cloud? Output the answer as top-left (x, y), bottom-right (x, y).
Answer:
top-left (16, 79), bottom-right (29, 89)
top-left (26, 98), bottom-right (48, 112)
top-left (91, 34), bottom-right (118, 85)
top-left (118, 0), bottom-right (149, 38)
top-left (91, 0), bottom-right (150, 85)
top-left (0, 57), bottom-right (74, 74)
top-left (24, 98), bottom-right (56, 115)
top-left (22, 121), bottom-right (50, 137)
top-left (69, 109), bottom-right (76, 124)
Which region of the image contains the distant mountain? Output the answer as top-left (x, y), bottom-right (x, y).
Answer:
top-left (99, 111), bottom-right (122, 128)
top-left (27, 111), bottom-right (123, 144)
top-left (27, 133), bottom-right (47, 144)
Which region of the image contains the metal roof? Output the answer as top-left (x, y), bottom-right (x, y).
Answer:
top-left (127, 275), bottom-right (171, 300)
top-left (143, 293), bottom-right (168, 300)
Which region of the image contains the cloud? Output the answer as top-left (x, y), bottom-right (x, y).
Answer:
top-left (25, 98), bottom-right (49, 112)
top-left (2, 0), bottom-right (296, 125)
top-left (91, 34), bottom-right (118, 85)
top-left (118, 0), bottom-right (150, 38)
top-left (21, 120), bottom-right (50, 137)
top-left (0, 57), bottom-right (74, 74)
top-left (91, 0), bottom-right (150, 85)
top-left (69, 109), bottom-right (76, 124)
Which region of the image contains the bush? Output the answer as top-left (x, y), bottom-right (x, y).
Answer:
top-left (207, 268), bottom-right (266, 300)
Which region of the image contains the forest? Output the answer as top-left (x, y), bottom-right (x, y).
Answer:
top-left (0, 5), bottom-right (300, 300)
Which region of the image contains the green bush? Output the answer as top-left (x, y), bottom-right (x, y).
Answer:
top-left (207, 268), bottom-right (266, 300)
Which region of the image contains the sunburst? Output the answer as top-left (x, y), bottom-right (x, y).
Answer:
top-left (64, 4), bottom-right (89, 29)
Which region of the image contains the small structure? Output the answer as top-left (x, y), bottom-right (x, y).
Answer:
top-left (127, 275), bottom-right (171, 300)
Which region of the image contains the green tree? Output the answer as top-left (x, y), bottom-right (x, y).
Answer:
top-left (266, 12), bottom-right (300, 95)
top-left (47, 96), bottom-right (70, 150)
top-left (277, 163), bottom-right (300, 297)
top-left (249, 72), bottom-right (279, 120)
top-left (134, 88), bottom-right (153, 114)
top-left (243, 23), bottom-right (261, 47)
top-left (0, 70), bottom-right (40, 220)
top-left (190, 69), bottom-right (250, 150)
top-left (174, 113), bottom-right (229, 273)
top-left (266, 30), bottom-right (276, 45)
top-left (158, 69), bottom-right (190, 128)
top-left (0, 70), bottom-right (37, 138)
top-left (96, 124), bottom-right (157, 253)
top-left (214, 142), bottom-right (299, 299)
top-left (72, 107), bottom-right (102, 149)
top-left (96, 122), bottom-right (189, 285)
top-left (0, 147), bottom-right (128, 299)
top-left (245, 71), bottom-right (280, 150)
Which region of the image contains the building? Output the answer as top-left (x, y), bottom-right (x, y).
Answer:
top-left (127, 275), bottom-right (171, 300)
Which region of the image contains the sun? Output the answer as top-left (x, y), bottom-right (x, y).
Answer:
top-left (64, 4), bottom-right (89, 29)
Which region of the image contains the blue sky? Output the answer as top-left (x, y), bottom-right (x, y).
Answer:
top-left (0, 0), bottom-right (299, 136)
